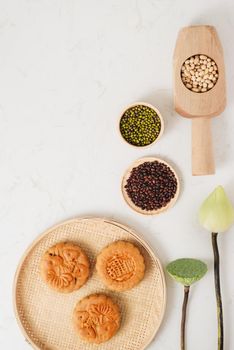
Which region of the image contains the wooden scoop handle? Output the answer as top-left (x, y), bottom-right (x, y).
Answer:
top-left (192, 118), bottom-right (215, 175)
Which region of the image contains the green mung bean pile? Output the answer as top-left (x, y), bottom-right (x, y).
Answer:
top-left (120, 105), bottom-right (161, 147)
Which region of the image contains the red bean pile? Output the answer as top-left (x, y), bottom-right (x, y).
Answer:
top-left (125, 161), bottom-right (178, 211)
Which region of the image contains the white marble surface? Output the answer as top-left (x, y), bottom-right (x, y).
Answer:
top-left (1, 1), bottom-right (234, 349)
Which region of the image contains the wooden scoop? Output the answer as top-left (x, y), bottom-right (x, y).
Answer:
top-left (173, 25), bottom-right (226, 175)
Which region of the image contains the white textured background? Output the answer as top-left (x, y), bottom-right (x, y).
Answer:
top-left (0, 1), bottom-right (234, 349)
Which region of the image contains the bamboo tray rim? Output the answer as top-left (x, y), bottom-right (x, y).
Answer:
top-left (13, 216), bottom-right (166, 350)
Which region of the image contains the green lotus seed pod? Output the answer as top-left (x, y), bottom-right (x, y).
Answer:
top-left (166, 258), bottom-right (207, 286)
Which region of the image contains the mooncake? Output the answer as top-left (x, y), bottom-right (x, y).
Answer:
top-left (40, 242), bottom-right (90, 293)
top-left (96, 241), bottom-right (145, 291)
top-left (73, 294), bottom-right (120, 344)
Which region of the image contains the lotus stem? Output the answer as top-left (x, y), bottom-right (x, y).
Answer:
top-left (212, 232), bottom-right (224, 350)
top-left (181, 285), bottom-right (190, 350)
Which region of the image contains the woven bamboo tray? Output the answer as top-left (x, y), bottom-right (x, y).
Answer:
top-left (13, 217), bottom-right (166, 350)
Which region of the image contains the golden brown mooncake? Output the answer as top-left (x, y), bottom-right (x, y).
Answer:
top-left (96, 240), bottom-right (145, 291)
top-left (73, 294), bottom-right (120, 344)
top-left (40, 242), bottom-right (90, 293)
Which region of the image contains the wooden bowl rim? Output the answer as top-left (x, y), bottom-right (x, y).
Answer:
top-left (118, 102), bottom-right (165, 148)
top-left (121, 157), bottom-right (180, 215)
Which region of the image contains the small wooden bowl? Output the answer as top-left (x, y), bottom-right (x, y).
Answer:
top-left (121, 157), bottom-right (180, 215)
top-left (119, 102), bottom-right (164, 148)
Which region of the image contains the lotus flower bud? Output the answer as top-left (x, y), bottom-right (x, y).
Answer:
top-left (199, 186), bottom-right (234, 233)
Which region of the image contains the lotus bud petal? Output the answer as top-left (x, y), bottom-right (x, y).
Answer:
top-left (199, 186), bottom-right (234, 233)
